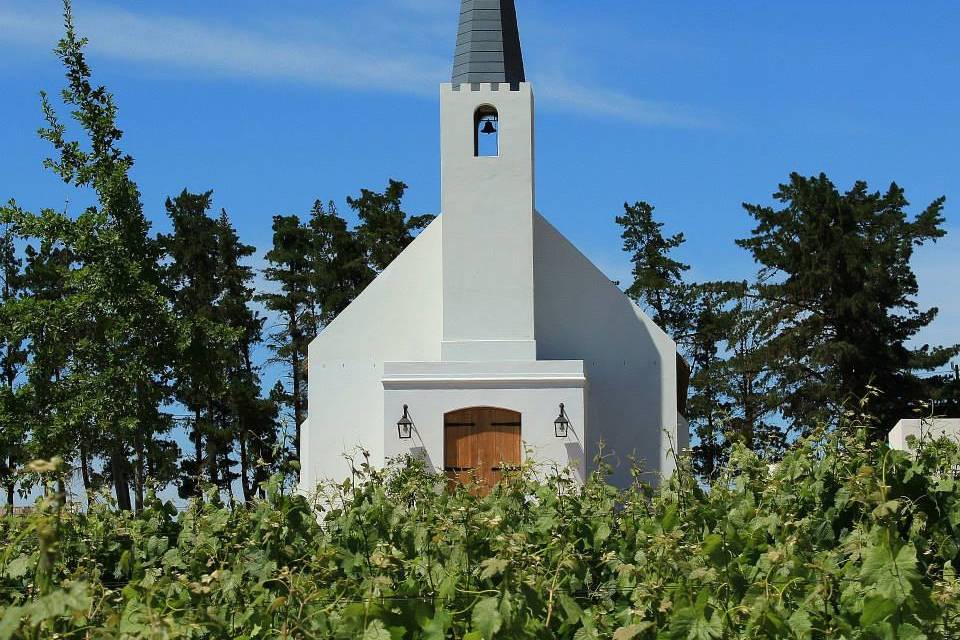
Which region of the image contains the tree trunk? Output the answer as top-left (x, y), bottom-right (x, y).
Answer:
top-left (5, 456), bottom-right (13, 507)
top-left (79, 443), bottom-right (92, 493)
top-left (290, 318), bottom-right (304, 460)
top-left (226, 477), bottom-right (235, 509)
top-left (207, 402), bottom-right (218, 489)
top-left (194, 408), bottom-right (203, 499)
top-left (133, 447), bottom-right (144, 514)
top-left (239, 429), bottom-right (253, 502)
top-left (111, 449), bottom-right (132, 512)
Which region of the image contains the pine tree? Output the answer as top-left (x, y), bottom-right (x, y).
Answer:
top-left (349, 180), bottom-right (434, 273)
top-left (308, 200), bottom-right (371, 324)
top-left (683, 284), bottom-right (735, 479)
top-left (261, 215), bottom-right (314, 461)
top-left (616, 200), bottom-right (691, 338)
top-left (262, 185), bottom-right (432, 462)
top-left (737, 173), bottom-right (958, 438)
top-left (214, 209), bottom-right (279, 501)
top-left (721, 290), bottom-right (783, 457)
top-left (160, 190), bottom-right (234, 498)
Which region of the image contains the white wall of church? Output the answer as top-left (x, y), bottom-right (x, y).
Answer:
top-left (300, 219), bottom-right (444, 494)
top-left (382, 361), bottom-right (588, 482)
top-left (532, 213), bottom-right (684, 487)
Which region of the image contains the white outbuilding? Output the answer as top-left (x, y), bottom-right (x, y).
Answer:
top-left (299, 0), bottom-right (689, 493)
top-left (888, 418), bottom-right (960, 453)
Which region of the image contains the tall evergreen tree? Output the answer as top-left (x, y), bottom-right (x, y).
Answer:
top-left (160, 190), bottom-right (234, 498)
top-left (308, 200), bottom-right (370, 324)
top-left (349, 180), bottom-right (434, 273)
top-left (261, 215), bottom-right (314, 460)
top-left (162, 194), bottom-right (274, 501)
top-left (737, 173), bottom-right (958, 438)
top-left (214, 209), bottom-right (279, 501)
top-left (683, 284), bottom-right (735, 479)
top-left (263, 183), bottom-right (432, 460)
top-left (721, 290), bottom-right (783, 456)
top-left (615, 202), bottom-right (782, 477)
top-left (616, 200), bottom-right (692, 338)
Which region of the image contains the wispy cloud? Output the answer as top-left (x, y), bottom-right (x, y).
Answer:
top-left (0, 1), bottom-right (714, 128)
top-left (538, 79), bottom-right (719, 129)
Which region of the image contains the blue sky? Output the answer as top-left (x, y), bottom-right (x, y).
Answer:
top-left (1, 0), bottom-right (958, 351)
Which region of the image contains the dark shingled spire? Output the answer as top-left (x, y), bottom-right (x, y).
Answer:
top-left (452, 0), bottom-right (526, 85)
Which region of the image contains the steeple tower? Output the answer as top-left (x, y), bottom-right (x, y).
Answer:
top-left (440, 0), bottom-right (535, 362)
top-left (452, 0), bottom-right (526, 86)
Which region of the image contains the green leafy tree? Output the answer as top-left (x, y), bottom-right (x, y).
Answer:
top-left (1, 2), bottom-right (177, 510)
top-left (16, 237), bottom-right (78, 492)
top-left (737, 173), bottom-right (958, 438)
top-left (0, 225), bottom-right (28, 506)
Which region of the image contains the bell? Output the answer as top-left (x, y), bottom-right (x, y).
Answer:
top-left (480, 119), bottom-right (497, 135)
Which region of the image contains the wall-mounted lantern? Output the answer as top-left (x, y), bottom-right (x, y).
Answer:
top-left (397, 405), bottom-right (414, 439)
top-left (554, 403), bottom-right (571, 438)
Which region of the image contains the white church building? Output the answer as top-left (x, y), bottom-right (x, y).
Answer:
top-left (300, 0), bottom-right (689, 492)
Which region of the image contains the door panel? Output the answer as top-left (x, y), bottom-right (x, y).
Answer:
top-left (444, 407), bottom-right (520, 494)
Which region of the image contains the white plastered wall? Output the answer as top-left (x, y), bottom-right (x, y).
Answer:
top-left (382, 361), bottom-right (587, 482)
top-left (888, 418), bottom-right (960, 452)
top-left (440, 83), bottom-right (537, 361)
top-left (300, 219), bottom-right (443, 494)
top-left (532, 213), bottom-right (682, 487)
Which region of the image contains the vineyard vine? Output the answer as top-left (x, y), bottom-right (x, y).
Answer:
top-left (2, 414), bottom-right (960, 639)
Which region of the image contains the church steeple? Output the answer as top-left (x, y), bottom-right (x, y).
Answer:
top-left (452, 0), bottom-right (526, 85)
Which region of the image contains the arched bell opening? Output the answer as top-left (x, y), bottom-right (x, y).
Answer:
top-left (444, 406), bottom-right (520, 493)
top-left (474, 105), bottom-right (500, 157)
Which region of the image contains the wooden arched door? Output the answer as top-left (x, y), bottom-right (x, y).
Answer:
top-left (444, 407), bottom-right (521, 494)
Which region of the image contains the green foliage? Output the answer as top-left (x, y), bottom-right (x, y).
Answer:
top-left (737, 173), bottom-right (959, 437)
top-left (262, 188), bottom-right (433, 460)
top-left (3, 418), bottom-right (960, 638)
top-left (616, 200), bottom-right (690, 337)
top-left (349, 179), bottom-right (434, 274)
top-left (616, 202), bottom-right (783, 478)
top-left (161, 190), bottom-right (278, 501)
top-left (1, 1), bottom-right (177, 511)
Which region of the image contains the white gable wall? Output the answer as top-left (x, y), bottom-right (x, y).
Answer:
top-left (300, 219), bottom-right (443, 493)
top-left (533, 213), bottom-right (683, 487)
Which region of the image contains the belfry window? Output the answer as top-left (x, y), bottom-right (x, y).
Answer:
top-left (474, 106), bottom-right (499, 157)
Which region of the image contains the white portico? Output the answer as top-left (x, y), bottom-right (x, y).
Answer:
top-left (300, 0), bottom-right (687, 493)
